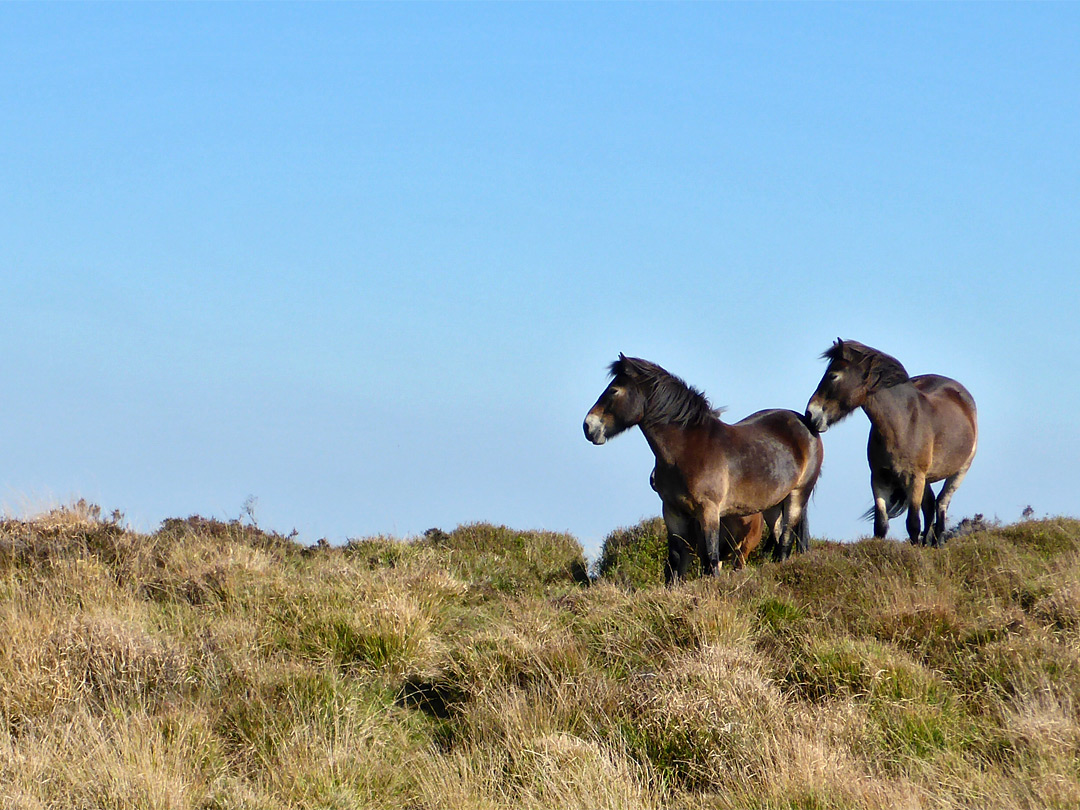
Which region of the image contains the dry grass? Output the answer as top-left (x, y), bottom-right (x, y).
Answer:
top-left (2, 505), bottom-right (1079, 809)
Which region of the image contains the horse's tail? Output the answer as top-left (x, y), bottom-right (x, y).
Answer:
top-left (860, 484), bottom-right (908, 522)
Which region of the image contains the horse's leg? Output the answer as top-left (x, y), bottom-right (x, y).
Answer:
top-left (700, 505), bottom-right (723, 577)
top-left (719, 519), bottom-right (738, 568)
top-left (663, 543), bottom-right (682, 585)
top-left (665, 505), bottom-right (706, 579)
top-left (762, 505), bottom-right (782, 559)
top-left (770, 500), bottom-right (792, 562)
top-left (663, 505), bottom-right (694, 585)
top-left (770, 501), bottom-right (788, 562)
top-left (919, 483), bottom-right (937, 547)
top-left (906, 474), bottom-right (927, 545)
top-left (933, 465), bottom-right (971, 547)
top-left (791, 487), bottom-right (812, 555)
top-left (774, 490), bottom-right (809, 562)
top-left (871, 471), bottom-right (892, 538)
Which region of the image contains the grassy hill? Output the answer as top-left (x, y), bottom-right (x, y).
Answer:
top-left (2, 503), bottom-right (1078, 809)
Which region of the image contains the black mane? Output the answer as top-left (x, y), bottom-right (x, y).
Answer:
top-left (825, 340), bottom-right (910, 389)
top-left (610, 355), bottom-right (719, 428)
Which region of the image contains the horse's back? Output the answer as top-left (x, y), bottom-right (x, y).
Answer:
top-left (734, 408), bottom-right (822, 448)
top-left (728, 408), bottom-right (824, 485)
top-left (911, 374), bottom-right (976, 410)
top-left (733, 407), bottom-right (814, 434)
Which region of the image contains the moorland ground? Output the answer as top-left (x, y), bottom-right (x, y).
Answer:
top-left (2, 503), bottom-right (1079, 809)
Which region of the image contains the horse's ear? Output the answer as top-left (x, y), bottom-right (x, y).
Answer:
top-left (610, 353), bottom-right (627, 377)
top-left (822, 338), bottom-right (843, 362)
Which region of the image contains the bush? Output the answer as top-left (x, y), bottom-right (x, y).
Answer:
top-left (593, 517), bottom-right (674, 587)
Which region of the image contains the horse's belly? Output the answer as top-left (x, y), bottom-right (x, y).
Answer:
top-left (724, 487), bottom-right (787, 516)
top-left (725, 457), bottom-right (799, 513)
top-left (693, 475), bottom-right (789, 516)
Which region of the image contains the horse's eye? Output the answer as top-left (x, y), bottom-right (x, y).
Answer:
top-left (828, 372), bottom-right (842, 384)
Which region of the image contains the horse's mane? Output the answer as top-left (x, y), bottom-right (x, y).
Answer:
top-left (825, 340), bottom-right (910, 389)
top-left (610, 355), bottom-right (719, 428)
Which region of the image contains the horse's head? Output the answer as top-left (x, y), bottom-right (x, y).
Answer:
top-left (805, 339), bottom-right (872, 432)
top-left (805, 339), bottom-right (909, 432)
top-left (583, 354), bottom-right (648, 444)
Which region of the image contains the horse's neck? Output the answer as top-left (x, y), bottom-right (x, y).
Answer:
top-left (639, 420), bottom-right (722, 467)
top-left (639, 423), bottom-right (674, 466)
top-left (862, 383), bottom-right (921, 437)
top-left (639, 422), bottom-right (694, 467)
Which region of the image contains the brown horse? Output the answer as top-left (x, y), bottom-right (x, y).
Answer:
top-left (805, 339), bottom-right (978, 547)
top-left (584, 355), bottom-right (823, 580)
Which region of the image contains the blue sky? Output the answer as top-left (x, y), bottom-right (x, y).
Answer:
top-left (2, 4), bottom-right (1077, 557)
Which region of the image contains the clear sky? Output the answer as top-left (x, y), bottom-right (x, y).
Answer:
top-left (3, 4), bottom-right (1078, 558)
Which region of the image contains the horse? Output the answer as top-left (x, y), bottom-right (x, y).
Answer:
top-left (804, 339), bottom-right (978, 547)
top-left (584, 354), bottom-right (823, 581)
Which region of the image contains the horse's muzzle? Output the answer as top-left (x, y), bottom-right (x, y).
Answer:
top-left (804, 405), bottom-right (829, 434)
top-left (583, 414), bottom-right (607, 444)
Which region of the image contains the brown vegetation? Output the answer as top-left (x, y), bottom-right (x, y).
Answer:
top-left (2, 504), bottom-right (1079, 808)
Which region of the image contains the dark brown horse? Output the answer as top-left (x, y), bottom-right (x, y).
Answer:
top-left (805, 339), bottom-right (978, 547)
top-left (584, 355), bottom-right (823, 580)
